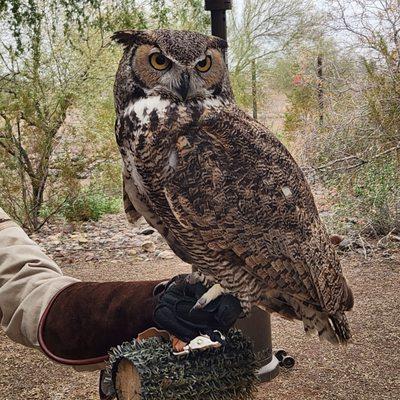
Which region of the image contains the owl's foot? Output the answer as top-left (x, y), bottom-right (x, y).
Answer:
top-left (185, 271), bottom-right (202, 285)
top-left (186, 271), bottom-right (216, 287)
top-left (192, 284), bottom-right (227, 310)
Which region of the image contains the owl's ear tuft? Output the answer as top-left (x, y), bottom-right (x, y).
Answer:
top-left (111, 30), bottom-right (149, 48)
top-left (209, 36), bottom-right (228, 51)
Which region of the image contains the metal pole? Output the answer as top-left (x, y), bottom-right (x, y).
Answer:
top-left (205, 0), bottom-right (231, 40)
top-left (204, 0), bottom-right (279, 383)
top-left (204, 0), bottom-right (231, 61)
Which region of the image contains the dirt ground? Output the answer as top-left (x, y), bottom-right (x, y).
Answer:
top-left (0, 214), bottom-right (399, 400)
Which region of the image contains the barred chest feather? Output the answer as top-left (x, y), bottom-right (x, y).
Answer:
top-left (118, 95), bottom-right (223, 195)
top-left (118, 95), bottom-right (237, 278)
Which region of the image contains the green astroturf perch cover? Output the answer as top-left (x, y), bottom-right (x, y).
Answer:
top-left (106, 329), bottom-right (259, 400)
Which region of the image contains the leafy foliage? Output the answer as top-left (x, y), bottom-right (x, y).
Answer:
top-left (0, 0), bottom-right (209, 229)
top-left (62, 186), bottom-right (122, 222)
top-left (343, 160), bottom-right (399, 235)
top-left (278, 24), bottom-right (400, 235)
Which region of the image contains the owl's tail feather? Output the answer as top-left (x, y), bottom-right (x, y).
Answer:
top-left (302, 308), bottom-right (351, 345)
top-left (329, 312), bottom-right (352, 343)
top-left (260, 294), bottom-right (351, 345)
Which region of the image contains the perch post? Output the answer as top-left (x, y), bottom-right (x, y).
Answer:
top-left (110, 331), bottom-right (258, 400)
top-left (115, 360), bottom-right (141, 400)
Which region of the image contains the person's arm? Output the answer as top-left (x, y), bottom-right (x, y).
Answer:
top-left (0, 207), bottom-right (79, 348)
top-left (0, 207), bottom-right (164, 371)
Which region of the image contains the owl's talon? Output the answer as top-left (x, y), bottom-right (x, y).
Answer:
top-left (192, 297), bottom-right (207, 311)
top-left (186, 272), bottom-right (201, 285)
top-left (192, 284), bottom-right (226, 312)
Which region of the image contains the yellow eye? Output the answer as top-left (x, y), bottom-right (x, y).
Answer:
top-left (149, 53), bottom-right (171, 71)
top-left (196, 55), bottom-right (212, 72)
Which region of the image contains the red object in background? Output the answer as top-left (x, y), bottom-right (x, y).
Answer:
top-left (293, 74), bottom-right (303, 85)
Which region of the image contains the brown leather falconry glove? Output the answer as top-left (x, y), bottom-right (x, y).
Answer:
top-left (38, 280), bottom-right (166, 369)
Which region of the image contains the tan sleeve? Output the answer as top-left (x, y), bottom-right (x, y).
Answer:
top-left (0, 208), bottom-right (80, 348)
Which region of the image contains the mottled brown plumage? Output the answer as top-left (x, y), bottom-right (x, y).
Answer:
top-left (112, 29), bottom-right (354, 344)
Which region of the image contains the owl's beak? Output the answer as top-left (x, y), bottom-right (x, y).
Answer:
top-left (177, 71), bottom-right (190, 100)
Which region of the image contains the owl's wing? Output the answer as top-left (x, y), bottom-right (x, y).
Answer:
top-left (165, 106), bottom-right (351, 317)
top-left (122, 175), bottom-right (142, 224)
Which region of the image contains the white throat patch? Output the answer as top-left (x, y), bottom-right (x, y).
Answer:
top-left (124, 96), bottom-right (170, 123)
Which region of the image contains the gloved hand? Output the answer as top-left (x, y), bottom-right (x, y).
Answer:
top-left (154, 274), bottom-right (243, 343)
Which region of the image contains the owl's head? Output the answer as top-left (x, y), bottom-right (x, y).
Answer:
top-left (112, 29), bottom-right (234, 111)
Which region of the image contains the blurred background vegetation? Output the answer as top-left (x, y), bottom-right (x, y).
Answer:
top-left (0, 0), bottom-right (399, 238)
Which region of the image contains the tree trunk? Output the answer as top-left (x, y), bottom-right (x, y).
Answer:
top-left (317, 54), bottom-right (323, 126)
top-left (30, 175), bottom-right (47, 230)
top-left (252, 59), bottom-right (258, 120)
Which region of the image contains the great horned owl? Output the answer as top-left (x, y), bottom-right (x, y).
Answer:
top-left (112, 29), bottom-right (354, 344)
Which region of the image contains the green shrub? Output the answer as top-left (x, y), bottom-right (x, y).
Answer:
top-left (352, 161), bottom-right (399, 235)
top-left (62, 188), bottom-right (122, 222)
top-left (328, 160), bottom-right (399, 236)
